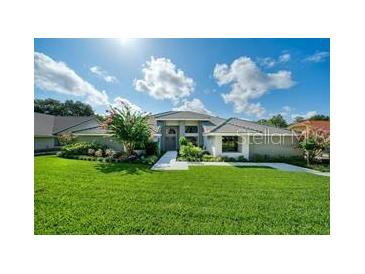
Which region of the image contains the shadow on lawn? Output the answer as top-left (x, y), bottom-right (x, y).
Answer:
top-left (94, 162), bottom-right (152, 174)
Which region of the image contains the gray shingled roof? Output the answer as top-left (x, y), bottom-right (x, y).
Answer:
top-left (153, 111), bottom-right (213, 120)
top-left (35, 112), bottom-right (160, 136)
top-left (34, 112), bottom-right (55, 136)
top-left (207, 118), bottom-right (294, 135)
top-left (53, 116), bottom-right (96, 134)
top-left (34, 113), bottom-right (102, 136)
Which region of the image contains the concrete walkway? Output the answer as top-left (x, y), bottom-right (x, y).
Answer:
top-left (151, 151), bottom-right (188, 170)
top-left (152, 152), bottom-right (329, 176)
top-left (188, 162), bottom-right (330, 176)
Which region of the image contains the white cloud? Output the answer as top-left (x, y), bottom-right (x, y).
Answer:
top-left (90, 66), bottom-right (118, 83)
top-left (214, 57), bottom-right (295, 117)
top-left (272, 106), bottom-right (317, 122)
top-left (34, 52), bottom-right (109, 106)
top-left (258, 52), bottom-right (291, 68)
top-left (134, 57), bottom-right (195, 101)
top-left (278, 53), bottom-right (291, 63)
top-left (112, 97), bottom-right (142, 113)
top-left (303, 51), bottom-right (329, 63)
top-left (291, 110), bottom-right (317, 120)
top-left (173, 98), bottom-right (213, 115)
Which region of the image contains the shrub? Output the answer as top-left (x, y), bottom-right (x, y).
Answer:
top-left (61, 142), bottom-right (105, 156)
top-left (95, 149), bottom-right (103, 157)
top-left (57, 132), bottom-right (76, 146)
top-left (140, 155), bottom-right (158, 165)
top-left (179, 136), bottom-right (188, 146)
top-left (237, 156), bottom-right (247, 162)
top-left (202, 154), bottom-right (220, 162)
top-left (222, 156), bottom-right (237, 162)
top-left (105, 149), bottom-right (115, 157)
top-left (145, 140), bottom-right (159, 156)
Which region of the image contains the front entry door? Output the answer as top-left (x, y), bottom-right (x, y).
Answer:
top-left (165, 126), bottom-right (178, 151)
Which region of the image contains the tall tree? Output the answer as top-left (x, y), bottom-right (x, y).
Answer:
top-left (309, 114), bottom-right (330, 121)
top-left (103, 104), bottom-right (151, 156)
top-left (257, 114), bottom-right (288, 128)
top-left (294, 116), bottom-right (304, 123)
top-left (34, 98), bottom-right (94, 116)
top-left (268, 114), bottom-right (288, 128)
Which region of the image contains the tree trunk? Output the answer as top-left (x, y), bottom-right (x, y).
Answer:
top-left (306, 151), bottom-right (310, 166)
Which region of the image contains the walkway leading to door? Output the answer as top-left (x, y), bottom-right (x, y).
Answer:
top-left (151, 151), bottom-right (188, 170)
top-left (152, 152), bottom-right (329, 176)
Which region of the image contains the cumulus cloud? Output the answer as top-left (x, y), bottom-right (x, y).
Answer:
top-left (258, 52), bottom-right (291, 68)
top-left (112, 97), bottom-right (142, 113)
top-left (303, 51), bottom-right (329, 63)
top-left (272, 106), bottom-right (317, 122)
top-left (214, 57), bottom-right (295, 117)
top-left (173, 98), bottom-right (213, 115)
top-left (35, 52), bottom-right (109, 106)
top-left (291, 110), bottom-right (317, 120)
top-left (134, 57), bottom-right (195, 102)
top-left (90, 66), bottom-right (118, 83)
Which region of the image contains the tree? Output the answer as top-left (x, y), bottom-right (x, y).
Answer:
top-left (34, 98), bottom-right (94, 116)
top-left (268, 114), bottom-right (288, 128)
top-left (294, 116), bottom-right (304, 123)
top-left (299, 128), bottom-right (330, 165)
top-left (309, 114), bottom-right (330, 121)
top-left (257, 114), bottom-right (288, 128)
top-left (102, 104), bottom-right (151, 156)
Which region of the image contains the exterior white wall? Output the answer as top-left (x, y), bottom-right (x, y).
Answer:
top-left (34, 137), bottom-right (56, 150)
top-left (205, 136), bottom-right (222, 156)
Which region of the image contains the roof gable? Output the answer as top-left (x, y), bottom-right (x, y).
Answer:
top-left (207, 118), bottom-right (294, 135)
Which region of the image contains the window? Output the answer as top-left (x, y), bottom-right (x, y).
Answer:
top-left (166, 128), bottom-right (176, 135)
top-left (186, 136), bottom-right (198, 146)
top-left (222, 136), bottom-right (238, 152)
top-left (185, 126), bottom-right (198, 134)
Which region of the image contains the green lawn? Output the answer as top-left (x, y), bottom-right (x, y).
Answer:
top-left (34, 156), bottom-right (330, 235)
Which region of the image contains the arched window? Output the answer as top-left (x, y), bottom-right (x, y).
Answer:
top-left (166, 128), bottom-right (176, 135)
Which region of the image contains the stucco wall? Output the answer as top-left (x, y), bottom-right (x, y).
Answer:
top-left (249, 135), bottom-right (301, 159)
top-left (34, 137), bottom-right (56, 150)
top-left (75, 136), bottom-right (124, 151)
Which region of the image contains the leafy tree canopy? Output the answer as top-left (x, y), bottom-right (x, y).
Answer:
top-left (308, 114), bottom-right (330, 121)
top-left (257, 114), bottom-right (288, 128)
top-left (34, 98), bottom-right (94, 116)
top-left (103, 105), bottom-right (151, 156)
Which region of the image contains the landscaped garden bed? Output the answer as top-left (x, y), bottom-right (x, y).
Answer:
top-left (57, 141), bottom-right (160, 165)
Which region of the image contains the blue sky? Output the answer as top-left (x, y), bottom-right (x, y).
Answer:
top-left (34, 38), bottom-right (329, 121)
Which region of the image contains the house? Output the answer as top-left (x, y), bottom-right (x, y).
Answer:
top-left (152, 111), bottom-right (301, 160)
top-left (288, 120), bottom-right (330, 134)
top-left (34, 112), bottom-right (160, 151)
top-left (34, 111), bottom-right (301, 160)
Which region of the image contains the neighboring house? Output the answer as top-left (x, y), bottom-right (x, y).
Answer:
top-left (153, 111), bottom-right (301, 160)
top-left (34, 113), bottom-right (120, 151)
top-left (34, 112), bottom-right (160, 151)
top-left (34, 111), bottom-right (301, 160)
top-left (288, 120), bottom-right (330, 134)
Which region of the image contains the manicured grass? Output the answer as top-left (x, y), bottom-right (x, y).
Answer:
top-left (34, 156), bottom-right (330, 235)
